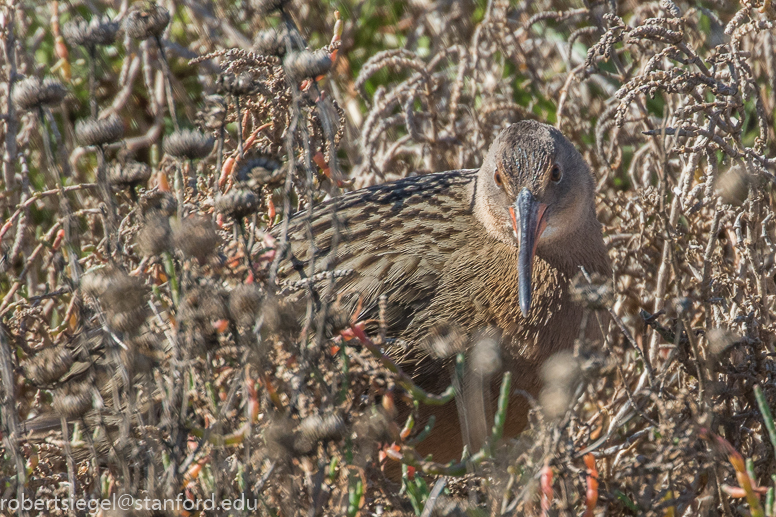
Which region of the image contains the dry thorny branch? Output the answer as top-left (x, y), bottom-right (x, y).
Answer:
top-left (1, 0), bottom-right (776, 515)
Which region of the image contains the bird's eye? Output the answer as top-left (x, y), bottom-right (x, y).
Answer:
top-left (494, 171), bottom-right (503, 188)
top-left (550, 165), bottom-right (562, 183)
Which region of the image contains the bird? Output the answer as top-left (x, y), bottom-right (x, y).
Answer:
top-left (274, 120), bottom-right (611, 462)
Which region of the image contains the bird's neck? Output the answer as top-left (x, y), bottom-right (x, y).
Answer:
top-left (538, 214), bottom-right (610, 278)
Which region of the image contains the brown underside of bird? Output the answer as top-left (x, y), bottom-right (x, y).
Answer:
top-left (274, 121), bottom-right (611, 463)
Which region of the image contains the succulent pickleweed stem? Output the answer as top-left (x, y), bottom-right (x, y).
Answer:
top-left (235, 95), bottom-right (244, 158)
top-left (406, 415), bottom-right (435, 447)
top-left (754, 385), bottom-right (776, 456)
top-left (88, 45), bottom-right (98, 118)
top-left (385, 371), bottom-right (511, 476)
top-left (174, 162), bottom-right (185, 220)
top-left (162, 251), bottom-right (180, 307)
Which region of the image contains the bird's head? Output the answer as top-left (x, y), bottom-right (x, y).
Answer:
top-left (474, 120), bottom-right (603, 318)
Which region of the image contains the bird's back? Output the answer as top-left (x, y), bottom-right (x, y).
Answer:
top-left (274, 169), bottom-right (481, 337)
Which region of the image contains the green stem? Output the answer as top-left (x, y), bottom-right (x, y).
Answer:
top-left (755, 385), bottom-right (776, 456)
top-left (162, 251), bottom-right (179, 306)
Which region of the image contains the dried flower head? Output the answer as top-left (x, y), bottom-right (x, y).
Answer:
top-left (163, 129), bottom-right (215, 160)
top-left (421, 322), bottom-right (467, 359)
top-left (570, 271), bottom-right (613, 311)
top-left (139, 189), bottom-right (177, 217)
top-left (82, 267), bottom-right (150, 334)
top-left (180, 286), bottom-right (229, 324)
top-left (107, 305), bottom-right (150, 334)
top-left (197, 95), bottom-right (227, 130)
top-left (97, 272), bottom-right (150, 317)
top-left (80, 267), bottom-right (117, 298)
top-left (283, 49), bottom-right (332, 82)
top-left (136, 215), bottom-right (172, 256)
top-left (228, 284), bottom-right (263, 326)
top-left (235, 155), bottom-right (282, 186)
top-left (260, 296), bottom-right (301, 338)
top-left (53, 382), bottom-right (94, 419)
top-left (75, 115), bottom-right (124, 146)
top-left (297, 413), bottom-right (346, 444)
top-left (173, 216), bottom-right (220, 262)
top-left (124, 3), bottom-right (171, 40)
top-left (178, 286), bottom-right (229, 355)
top-left (470, 332), bottom-right (501, 376)
top-left (540, 351), bottom-right (580, 420)
top-left (252, 0), bottom-right (289, 16)
top-left (23, 346), bottom-right (74, 386)
top-left (254, 28), bottom-right (287, 57)
top-left (217, 73), bottom-right (259, 97)
top-left (109, 161), bottom-right (152, 189)
top-left (264, 418), bottom-right (298, 460)
top-left (707, 328), bottom-right (741, 355)
top-left (63, 16), bottom-right (119, 47)
top-left (215, 189), bottom-right (260, 219)
top-left (716, 165), bottom-right (749, 205)
top-left (12, 76), bottom-right (67, 111)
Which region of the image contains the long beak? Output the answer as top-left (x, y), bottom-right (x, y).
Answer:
top-left (509, 188), bottom-right (548, 318)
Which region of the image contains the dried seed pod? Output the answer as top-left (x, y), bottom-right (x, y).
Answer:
top-left (661, 0), bottom-right (681, 18)
top-left (12, 76), bottom-right (68, 111)
top-left (228, 284), bottom-right (263, 326)
top-left (215, 189), bottom-right (260, 219)
top-left (136, 215), bottom-right (172, 256)
top-left (75, 115), bottom-right (124, 146)
top-left (283, 49), bottom-right (332, 82)
top-left (124, 3), bottom-right (171, 40)
top-left (254, 28), bottom-right (287, 57)
top-left (173, 216), bottom-right (220, 263)
top-left (235, 155), bottom-right (282, 185)
top-left (53, 382), bottom-right (94, 419)
top-left (217, 73), bottom-right (259, 97)
top-left (23, 347), bottom-right (74, 386)
top-left (163, 129), bottom-right (215, 160)
top-left (63, 16), bottom-right (119, 47)
top-left (139, 189), bottom-right (177, 217)
top-left (109, 161), bottom-right (152, 189)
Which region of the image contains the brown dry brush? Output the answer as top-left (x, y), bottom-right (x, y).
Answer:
top-left (0, 0), bottom-right (775, 516)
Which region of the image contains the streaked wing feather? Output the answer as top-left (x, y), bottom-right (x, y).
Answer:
top-left (275, 170), bottom-right (477, 334)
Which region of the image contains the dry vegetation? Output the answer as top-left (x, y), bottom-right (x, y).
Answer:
top-left (1, 0), bottom-right (776, 515)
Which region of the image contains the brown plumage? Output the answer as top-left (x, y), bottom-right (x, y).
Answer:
top-left (275, 121), bottom-right (610, 460)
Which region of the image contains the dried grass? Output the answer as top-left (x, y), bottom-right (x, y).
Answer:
top-left (1, 0), bottom-right (775, 515)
